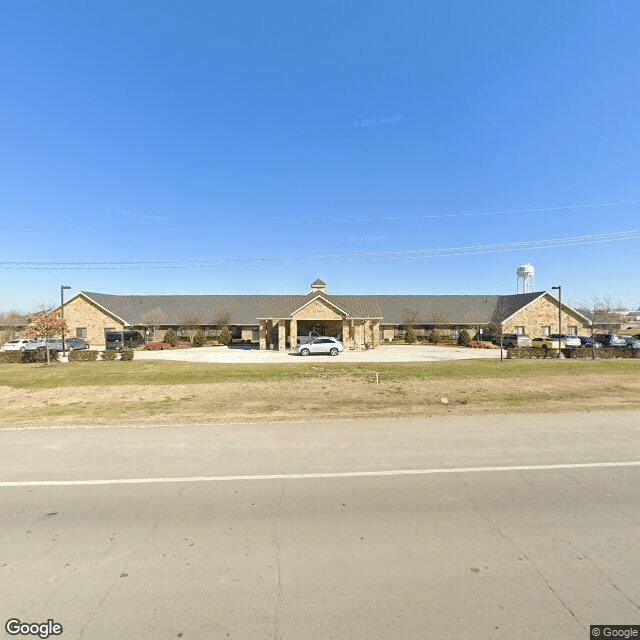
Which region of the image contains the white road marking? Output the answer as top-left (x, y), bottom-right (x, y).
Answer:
top-left (1, 461), bottom-right (639, 488)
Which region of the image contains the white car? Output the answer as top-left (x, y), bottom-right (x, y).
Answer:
top-left (296, 336), bottom-right (344, 356)
top-left (0, 339), bottom-right (36, 352)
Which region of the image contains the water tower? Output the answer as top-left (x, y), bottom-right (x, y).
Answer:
top-left (516, 264), bottom-right (535, 293)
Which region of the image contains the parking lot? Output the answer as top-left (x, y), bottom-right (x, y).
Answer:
top-left (133, 344), bottom-right (502, 363)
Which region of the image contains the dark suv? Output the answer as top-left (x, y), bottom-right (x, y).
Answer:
top-left (494, 333), bottom-right (532, 348)
top-left (594, 334), bottom-right (627, 347)
top-left (105, 331), bottom-right (145, 350)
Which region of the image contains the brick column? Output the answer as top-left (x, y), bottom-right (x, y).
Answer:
top-left (259, 320), bottom-right (267, 350)
top-left (354, 321), bottom-right (362, 350)
top-left (349, 320), bottom-right (355, 350)
top-left (373, 320), bottom-right (380, 348)
top-left (278, 321), bottom-right (286, 352)
top-left (342, 320), bottom-right (349, 347)
top-left (289, 319), bottom-right (297, 350)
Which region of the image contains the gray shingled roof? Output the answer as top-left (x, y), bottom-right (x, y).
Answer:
top-left (374, 292), bottom-right (545, 325)
top-left (80, 290), bottom-right (552, 327)
top-left (258, 292), bottom-right (381, 319)
top-left (82, 292), bottom-right (263, 326)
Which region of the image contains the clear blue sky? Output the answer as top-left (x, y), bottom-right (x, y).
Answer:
top-left (1, 1), bottom-right (639, 311)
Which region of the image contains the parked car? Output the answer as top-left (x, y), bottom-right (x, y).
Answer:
top-left (105, 331), bottom-right (145, 350)
top-left (494, 333), bottom-right (532, 348)
top-left (549, 333), bottom-right (581, 348)
top-left (0, 339), bottom-right (37, 352)
top-left (594, 333), bottom-right (628, 347)
top-left (531, 336), bottom-right (562, 351)
top-left (22, 338), bottom-right (89, 352)
top-left (296, 336), bottom-right (344, 356)
top-left (578, 336), bottom-right (602, 348)
top-left (621, 336), bottom-right (640, 349)
top-left (63, 338), bottom-right (89, 350)
top-left (48, 338), bottom-right (90, 351)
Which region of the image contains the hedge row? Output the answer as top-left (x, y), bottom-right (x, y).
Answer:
top-left (507, 346), bottom-right (639, 359)
top-left (567, 346), bottom-right (639, 359)
top-left (69, 349), bottom-right (100, 362)
top-left (0, 351), bottom-right (23, 363)
top-left (0, 349), bottom-right (136, 363)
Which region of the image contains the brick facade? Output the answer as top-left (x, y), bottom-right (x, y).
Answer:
top-left (502, 294), bottom-right (589, 336)
top-left (63, 295), bottom-right (124, 346)
top-left (54, 288), bottom-right (590, 352)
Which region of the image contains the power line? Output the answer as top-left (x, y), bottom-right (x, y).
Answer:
top-left (1, 198), bottom-right (640, 229)
top-left (1, 229), bottom-right (639, 270)
top-left (293, 198), bottom-right (640, 224)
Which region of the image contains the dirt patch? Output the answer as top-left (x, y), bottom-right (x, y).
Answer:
top-left (3, 370), bottom-right (640, 426)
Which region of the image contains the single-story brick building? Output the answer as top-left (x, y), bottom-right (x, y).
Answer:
top-left (51, 279), bottom-right (592, 350)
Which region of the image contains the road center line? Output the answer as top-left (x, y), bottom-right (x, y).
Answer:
top-left (1, 461), bottom-right (640, 487)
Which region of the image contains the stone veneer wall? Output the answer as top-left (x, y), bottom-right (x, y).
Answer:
top-left (502, 295), bottom-right (589, 336)
top-left (294, 298), bottom-right (343, 320)
top-left (241, 327), bottom-right (256, 341)
top-left (382, 325), bottom-right (395, 341)
top-left (63, 296), bottom-right (124, 346)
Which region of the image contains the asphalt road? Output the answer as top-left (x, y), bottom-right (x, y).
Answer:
top-left (1, 412), bottom-right (640, 640)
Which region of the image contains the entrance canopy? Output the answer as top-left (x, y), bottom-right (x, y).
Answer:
top-left (257, 290), bottom-right (383, 351)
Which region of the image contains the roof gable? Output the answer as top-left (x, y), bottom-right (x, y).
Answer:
top-left (291, 294), bottom-right (353, 318)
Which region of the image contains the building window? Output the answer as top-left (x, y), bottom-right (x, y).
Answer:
top-left (76, 327), bottom-right (87, 338)
top-left (105, 327), bottom-right (115, 334)
top-left (568, 325), bottom-right (578, 335)
top-left (515, 326), bottom-right (525, 335)
top-left (541, 326), bottom-right (551, 336)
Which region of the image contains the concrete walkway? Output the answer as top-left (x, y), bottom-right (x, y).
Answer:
top-left (133, 344), bottom-right (503, 363)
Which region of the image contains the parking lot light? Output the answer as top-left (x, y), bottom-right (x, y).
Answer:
top-left (61, 285), bottom-right (71, 356)
top-left (552, 285), bottom-right (562, 358)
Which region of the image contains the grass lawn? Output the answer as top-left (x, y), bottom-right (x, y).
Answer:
top-left (1, 358), bottom-right (639, 426)
top-left (1, 358), bottom-right (640, 388)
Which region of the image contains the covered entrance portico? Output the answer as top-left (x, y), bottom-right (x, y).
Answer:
top-left (257, 282), bottom-right (382, 352)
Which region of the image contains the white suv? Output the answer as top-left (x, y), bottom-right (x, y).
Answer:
top-left (296, 337), bottom-right (344, 356)
top-left (0, 339), bottom-right (36, 352)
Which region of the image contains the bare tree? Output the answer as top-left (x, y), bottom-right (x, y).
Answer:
top-left (486, 297), bottom-right (510, 361)
top-left (211, 307), bottom-right (234, 342)
top-left (577, 296), bottom-right (626, 334)
top-left (178, 313), bottom-right (204, 341)
top-left (577, 296), bottom-right (627, 359)
top-left (140, 308), bottom-right (166, 342)
top-left (0, 309), bottom-right (23, 344)
top-left (463, 309), bottom-right (487, 341)
top-left (212, 307), bottom-right (233, 330)
top-left (401, 307), bottom-right (422, 341)
top-left (401, 308), bottom-right (421, 328)
top-left (425, 308), bottom-right (451, 343)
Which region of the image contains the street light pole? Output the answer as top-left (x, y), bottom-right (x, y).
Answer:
top-left (552, 285), bottom-right (562, 358)
top-left (60, 285), bottom-right (71, 356)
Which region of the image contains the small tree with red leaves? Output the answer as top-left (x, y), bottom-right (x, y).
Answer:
top-left (24, 308), bottom-right (68, 364)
